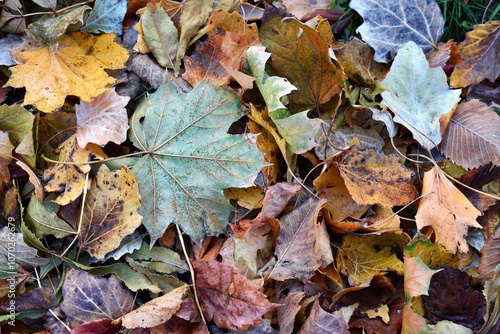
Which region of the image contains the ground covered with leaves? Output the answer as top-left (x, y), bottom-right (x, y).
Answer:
top-left (1, 0), bottom-right (500, 333)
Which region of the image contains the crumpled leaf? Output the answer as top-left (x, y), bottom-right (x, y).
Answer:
top-left (450, 21), bottom-right (500, 88)
top-left (334, 37), bottom-right (390, 86)
top-left (75, 88), bottom-right (130, 149)
top-left (427, 40), bottom-right (461, 68)
top-left (28, 5), bottom-right (89, 49)
top-left (338, 147), bottom-right (416, 206)
top-left (193, 260), bottom-right (279, 330)
top-left (440, 99), bottom-right (500, 169)
top-left (174, 0), bottom-right (213, 75)
top-left (61, 268), bottom-right (134, 328)
top-left (260, 17), bottom-right (343, 112)
top-left (315, 124), bottom-right (385, 160)
top-left (261, 197), bottom-right (329, 282)
top-left (381, 41), bottom-right (461, 149)
top-left (0, 227), bottom-right (50, 269)
top-left (7, 32), bottom-right (129, 113)
top-left (415, 166), bottom-right (482, 254)
top-left (349, 0), bottom-right (443, 63)
top-left (337, 231), bottom-right (409, 285)
top-left (141, 2), bottom-right (179, 69)
top-left (422, 266), bottom-right (486, 332)
top-left (82, 0), bottom-right (127, 34)
top-left (120, 285), bottom-right (188, 328)
top-left (298, 298), bottom-right (350, 334)
top-left (79, 165), bottom-right (142, 260)
top-left (130, 81), bottom-right (266, 244)
top-left (43, 136), bottom-right (106, 205)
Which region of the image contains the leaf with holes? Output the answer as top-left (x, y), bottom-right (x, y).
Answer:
top-left (440, 100), bottom-right (500, 170)
top-left (349, 0), bottom-right (443, 63)
top-left (130, 81), bottom-right (266, 244)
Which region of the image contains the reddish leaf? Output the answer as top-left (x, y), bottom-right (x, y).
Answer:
top-left (298, 298), bottom-right (349, 334)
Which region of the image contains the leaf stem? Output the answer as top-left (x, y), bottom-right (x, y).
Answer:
top-left (175, 224), bottom-right (207, 325)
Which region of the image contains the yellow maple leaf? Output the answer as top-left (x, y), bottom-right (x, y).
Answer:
top-left (7, 32), bottom-right (129, 113)
top-left (415, 166), bottom-right (482, 254)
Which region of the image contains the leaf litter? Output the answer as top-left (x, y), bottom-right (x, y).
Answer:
top-left (1, 0), bottom-right (500, 332)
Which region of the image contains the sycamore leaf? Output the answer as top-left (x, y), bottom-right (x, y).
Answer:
top-left (440, 100), bottom-right (500, 169)
top-left (142, 2), bottom-right (179, 69)
top-left (415, 166), bottom-right (482, 254)
top-left (28, 5), bottom-right (89, 49)
top-left (174, 0), bottom-right (213, 75)
top-left (334, 37), bottom-right (390, 86)
top-left (130, 81), bottom-right (265, 244)
top-left (79, 165), bottom-right (142, 260)
top-left (337, 231), bottom-right (409, 285)
top-left (298, 298), bottom-right (350, 334)
top-left (260, 17), bottom-right (344, 112)
top-left (338, 147), bottom-right (417, 206)
top-left (261, 197), bottom-right (328, 282)
top-left (193, 260), bottom-right (279, 330)
top-left (404, 255), bottom-right (441, 298)
top-left (381, 41), bottom-right (461, 149)
top-left (120, 285), bottom-right (188, 328)
top-left (7, 32), bottom-right (129, 113)
top-left (43, 136), bottom-right (106, 205)
top-left (450, 21), bottom-right (500, 88)
top-left (315, 124), bottom-right (384, 160)
top-left (183, 29), bottom-right (230, 86)
top-left (61, 269), bottom-right (134, 328)
top-left (75, 88), bottom-right (130, 149)
top-left (349, 0), bottom-right (443, 63)
top-left (0, 227), bottom-right (50, 269)
top-left (82, 0), bottom-right (127, 34)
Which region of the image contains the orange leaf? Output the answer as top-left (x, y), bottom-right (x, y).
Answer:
top-left (415, 166), bottom-right (482, 254)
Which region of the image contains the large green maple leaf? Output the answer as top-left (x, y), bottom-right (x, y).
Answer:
top-left (130, 81), bottom-right (265, 244)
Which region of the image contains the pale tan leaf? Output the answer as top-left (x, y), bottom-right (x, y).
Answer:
top-left (75, 88), bottom-right (130, 148)
top-left (440, 99), bottom-right (500, 169)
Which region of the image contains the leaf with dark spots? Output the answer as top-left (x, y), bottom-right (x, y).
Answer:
top-left (422, 266), bottom-right (486, 332)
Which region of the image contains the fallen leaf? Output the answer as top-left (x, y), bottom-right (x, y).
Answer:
top-left (276, 280), bottom-right (304, 334)
top-left (337, 231), bottom-right (409, 285)
top-left (0, 286), bottom-right (55, 312)
top-left (298, 298), bottom-right (349, 334)
top-left (174, 0), bottom-right (213, 75)
top-left (349, 0), bottom-right (443, 63)
top-left (234, 182), bottom-right (301, 235)
top-left (183, 29), bottom-right (230, 87)
top-left (25, 194), bottom-right (74, 238)
top-left (79, 165), bottom-right (142, 260)
top-left (478, 264), bottom-right (500, 334)
top-left (334, 37), bottom-right (390, 86)
top-left (0, 265), bottom-right (29, 299)
top-left (381, 41), bottom-right (461, 149)
top-left (193, 260), bottom-right (279, 330)
top-left (7, 32), bottom-right (129, 113)
top-left (61, 268), bottom-right (134, 328)
top-left (428, 40), bottom-right (461, 68)
top-left (404, 255), bottom-right (441, 298)
top-left (314, 124), bottom-right (384, 160)
top-left (415, 166), bottom-right (482, 254)
top-left (121, 285), bottom-right (188, 328)
top-left (479, 237), bottom-right (500, 280)
top-left (338, 147), bottom-right (417, 206)
top-left (43, 136), bottom-right (106, 205)
top-left (75, 88), bottom-right (130, 149)
top-left (260, 17), bottom-right (343, 112)
top-left (440, 100), bottom-right (500, 169)
top-left (128, 242), bottom-right (188, 275)
top-left (71, 318), bottom-right (122, 334)
top-left (141, 2), bottom-right (179, 68)
top-left (83, 0), bottom-right (127, 34)
top-left (422, 266), bottom-right (486, 332)
top-left (261, 197), bottom-right (328, 282)
top-left (130, 81), bottom-right (265, 244)
top-left (37, 110), bottom-right (76, 165)
top-left (450, 21), bottom-right (500, 88)
top-left (0, 227), bottom-right (50, 268)
top-left (89, 262), bottom-right (162, 293)
top-left (313, 164), bottom-right (370, 222)
top-left (0, 104), bottom-right (35, 160)
top-left (282, 0), bottom-right (330, 20)
top-left (273, 112), bottom-right (324, 154)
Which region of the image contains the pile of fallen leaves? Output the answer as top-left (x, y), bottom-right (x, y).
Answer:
top-left (1, 0), bottom-right (499, 332)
